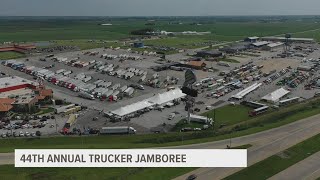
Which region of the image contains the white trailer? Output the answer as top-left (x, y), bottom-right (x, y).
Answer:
top-left (56, 69), bottom-right (66, 74)
top-left (55, 104), bottom-right (75, 114)
top-left (189, 114), bottom-right (213, 124)
top-left (120, 85), bottom-right (128, 92)
top-left (63, 70), bottom-right (72, 76)
top-left (83, 76), bottom-right (92, 83)
top-left (89, 60), bottom-right (96, 64)
top-left (100, 126), bottom-right (136, 135)
top-left (79, 91), bottom-right (95, 100)
top-left (104, 90), bottom-right (114, 97)
top-left (112, 90), bottom-right (120, 97)
top-left (74, 73), bottom-right (86, 80)
top-left (93, 80), bottom-right (104, 86)
top-left (124, 87), bottom-right (135, 96)
top-left (99, 81), bottom-right (112, 88)
top-left (111, 83), bottom-right (121, 90)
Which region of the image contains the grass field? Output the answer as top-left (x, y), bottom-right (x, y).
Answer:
top-left (1, 18), bottom-right (320, 49)
top-left (172, 105), bottom-right (251, 131)
top-left (224, 133), bottom-right (320, 180)
top-left (0, 52), bottom-right (25, 60)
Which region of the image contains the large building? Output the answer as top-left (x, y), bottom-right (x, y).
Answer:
top-left (261, 37), bottom-right (314, 43)
top-left (0, 44), bottom-right (36, 53)
top-left (196, 50), bottom-right (223, 58)
top-left (0, 76), bottom-right (53, 113)
top-left (0, 76), bottom-right (38, 93)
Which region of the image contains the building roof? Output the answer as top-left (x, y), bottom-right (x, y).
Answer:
top-left (188, 61), bottom-right (206, 67)
top-left (267, 42), bottom-right (284, 48)
top-left (13, 95), bottom-right (37, 105)
top-left (262, 88), bottom-right (290, 102)
top-left (0, 98), bottom-right (15, 112)
top-left (39, 89), bottom-right (53, 97)
top-left (261, 36), bottom-right (314, 42)
top-left (252, 41), bottom-right (270, 47)
top-left (247, 36), bottom-right (260, 40)
top-left (0, 76), bottom-right (38, 89)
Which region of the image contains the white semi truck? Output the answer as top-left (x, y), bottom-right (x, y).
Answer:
top-left (100, 126), bottom-right (136, 135)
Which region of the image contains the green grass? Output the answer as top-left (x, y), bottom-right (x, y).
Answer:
top-left (0, 52), bottom-right (25, 60)
top-left (204, 105), bottom-right (252, 129)
top-left (224, 133), bottom-right (320, 180)
top-left (0, 165), bottom-right (194, 180)
top-left (54, 40), bottom-right (122, 50)
top-left (172, 105), bottom-right (251, 131)
top-left (35, 108), bottom-right (54, 115)
top-left (1, 19), bottom-right (320, 46)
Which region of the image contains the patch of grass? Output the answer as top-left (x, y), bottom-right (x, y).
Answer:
top-left (0, 52), bottom-right (25, 60)
top-left (54, 40), bottom-right (122, 50)
top-left (204, 105), bottom-right (252, 129)
top-left (172, 105), bottom-right (251, 132)
top-left (224, 133), bottom-right (320, 180)
top-left (35, 107), bottom-right (54, 115)
top-left (0, 165), bottom-right (194, 180)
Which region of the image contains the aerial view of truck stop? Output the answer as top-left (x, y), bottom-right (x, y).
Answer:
top-left (1, 0), bottom-right (320, 180)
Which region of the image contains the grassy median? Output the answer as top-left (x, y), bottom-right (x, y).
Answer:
top-left (224, 133), bottom-right (320, 180)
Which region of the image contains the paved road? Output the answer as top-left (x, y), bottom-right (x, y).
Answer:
top-left (269, 151), bottom-right (320, 180)
top-left (173, 114), bottom-right (320, 180)
top-left (0, 153), bottom-right (14, 165)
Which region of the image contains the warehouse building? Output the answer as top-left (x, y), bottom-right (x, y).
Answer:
top-left (196, 50), bottom-right (223, 58)
top-left (0, 76), bottom-right (38, 93)
top-left (263, 42), bottom-right (284, 51)
top-left (261, 37), bottom-right (314, 43)
top-left (186, 61), bottom-right (207, 70)
top-left (251, 41), bottom-right (270, 48)
top-left (244, 36), bottom-right (260, 43)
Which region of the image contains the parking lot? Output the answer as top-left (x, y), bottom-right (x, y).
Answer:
top-left (2, 42), bottom-right (320, 135)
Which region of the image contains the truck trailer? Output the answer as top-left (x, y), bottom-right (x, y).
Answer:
top-left (99, 126), bottom-right (136, 135)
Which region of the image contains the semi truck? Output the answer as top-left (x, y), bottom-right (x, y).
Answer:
top-left (79, 91), bottom-right (95, 100)
top-left (99, 126), bottom-right (136, 135)
top-left (189, 114), bottom-right (213, 124)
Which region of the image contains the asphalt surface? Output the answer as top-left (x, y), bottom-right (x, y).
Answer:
top-left (173, 113), bottom-right (320, 180)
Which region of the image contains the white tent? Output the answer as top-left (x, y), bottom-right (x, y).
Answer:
top-left (232, 83), bottom-right (262, 100)
top-left (262, 88), bottom-right (290, 103)
top-left (148, 89), bottom-right (186, 105)
top-left (111, 101), bottom-right (154, 117)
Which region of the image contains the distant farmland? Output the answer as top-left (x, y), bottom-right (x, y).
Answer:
top-left (0, 17), bottom-right (320, 47)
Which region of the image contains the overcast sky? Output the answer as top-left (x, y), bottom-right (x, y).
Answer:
top-left (1, 0), bottom-right (320, 16)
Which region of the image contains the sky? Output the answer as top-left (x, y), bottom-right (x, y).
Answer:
top-left (1, 0), bottom-right (320, 16)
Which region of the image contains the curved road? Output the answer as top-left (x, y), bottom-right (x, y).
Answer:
top-left (173, 114), bottom-right (320, 180)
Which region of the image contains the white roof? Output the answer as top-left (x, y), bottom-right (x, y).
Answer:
top-left (0, 76), bottom-right (38, 89)
top-left (262, 88), bottom-right (290, 102)
top-left (267, 42), bottom-right (284, 48)
top-left (232, 83), bottom-right (262, 99)
top-left (252, 41), bottom-right (269, 47)
top-left (248, 36), bottom-right (259, 40)
top-left (147, 89), bottom-right (186, 105)
top-left (111, 101), bottom-right (154, 117)
top-left (110, 89), bottom-right (186, 117)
